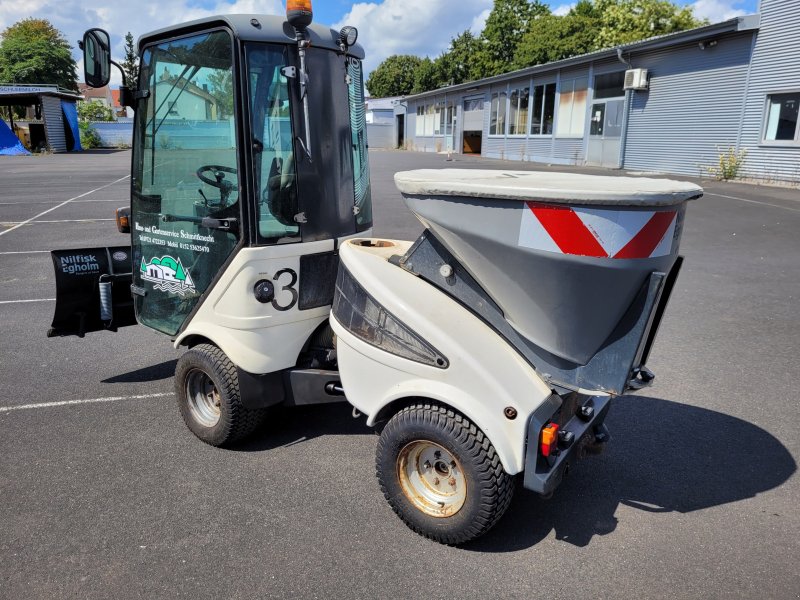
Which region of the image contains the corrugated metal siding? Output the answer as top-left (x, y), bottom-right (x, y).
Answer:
top-left (366, 123), bottom-right (394, 149)
top-left (624, 33), bottom-right (753, 176)
top-left (41, 95), bottom-right (66, 152)
top-left (737, 0), bottom-right (800, 183)
top-left (552, 138), bottom-right (584, 163)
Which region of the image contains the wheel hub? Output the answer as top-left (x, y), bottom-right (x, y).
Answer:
top-left (185, 368), bottom-right (221, 427)
top-left (397, 441), bottom-right (466, 517)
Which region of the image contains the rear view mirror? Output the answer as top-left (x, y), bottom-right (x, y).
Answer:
top-left (83, 28), bottom-right (111, 88)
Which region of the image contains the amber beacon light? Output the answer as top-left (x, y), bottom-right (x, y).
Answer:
top-left (286, 0), bottom-right (313, 29)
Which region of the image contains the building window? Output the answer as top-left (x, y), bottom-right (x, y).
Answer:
top-left (594, 71), bottom-right (626, 99)
top-left (415, 105), bottom-right (424, 136)
top-left (490, 92), bottom-right (507, 136)
top-left (445, 103), bottom-right (456, 136)
top-left (424, 103), bottom-right (435, 136)
top-left (764, 92), bottom-right (799, 143)
top-left (530, 83), bottom-right (556, 135)
top-left (556, 77), bottom-right (588, 137)
top-left (434, 102), bottom-right (444, 135)
top-left (508, 87), bottom-right (529, 135)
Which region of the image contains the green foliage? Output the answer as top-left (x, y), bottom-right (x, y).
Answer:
top-left (369, 0), bottom-right (706, 96)
top-left (0, 18), bottom-right (78, 90)
top-left (513, 13), bottom-right (600, 68)
top-left (121, 32), bottom-right (139, 88)
top-left (436, 31), bottom-right (482, 85)
top-left (473, 0), bottom-right (550, 79)
top-left (79, 122), bottom-right (101, 148)
top-left (77, 100), bottom-right (114, 122)
top-left (706, 146), bottom-right (747, 180)
top-left (366, 55), bottom-right (423, 97)
top-left (593, 0), bottom-right (706, 47)
top-left (207, 69), bottom-right (234, 118)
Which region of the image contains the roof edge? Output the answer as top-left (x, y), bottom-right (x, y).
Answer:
top-left (402, 14), bottom-right (759, 102)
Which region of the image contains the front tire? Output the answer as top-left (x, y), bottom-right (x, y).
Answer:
top-left (376, 402), bottom-right (514, 545)
top-left (175, 344), bottom-right (265, 447)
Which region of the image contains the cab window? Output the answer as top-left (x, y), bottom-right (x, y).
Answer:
top-left (247, 44), bottom-right (300, 243)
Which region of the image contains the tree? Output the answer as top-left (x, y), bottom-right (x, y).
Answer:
top-left (593, 0), bottom-right (706, 48)
top-left (0, 19), bottom-right (77, 91)
top-left (207, 69), bottom-right (234, 118)
top-left (121, 32), bottom-right (139, 88)
top-left (366, 55), bottom-right (423, 97)
top-left (473, 0), bottom-right (550, 79)
top-left (513, 13), bottom-right (600, 69)
top-left (411, 58), bottom-right (442, 94)
top-left (436, 31), bottom-right (482, 86)
top-left (77, 101), bottom-right (114, 122)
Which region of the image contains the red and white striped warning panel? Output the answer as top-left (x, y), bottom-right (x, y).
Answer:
top-left (518, 202), bottom-right (678, 259)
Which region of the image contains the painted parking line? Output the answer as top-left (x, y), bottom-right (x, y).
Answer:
top-left (704, 192), bottom-right (800, 213)
top-left (0, 250), bottom-right (51, 255)
top-left (0, 175), bottom-right (129, 238)
top-left (0, 392), bottom-right (172, 413)
top-left (0, 298), bottom-right (55, 305)
top-left (1, 219), bottom-right (115, 225)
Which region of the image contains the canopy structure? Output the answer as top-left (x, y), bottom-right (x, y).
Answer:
top-left (0, 84), bottom-right (83, 153)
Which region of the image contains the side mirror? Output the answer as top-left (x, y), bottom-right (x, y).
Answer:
top-left (83, 28), bottom-right (111, 88)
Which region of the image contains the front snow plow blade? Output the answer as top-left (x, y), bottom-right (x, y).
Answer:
top-left (48, 246), bottom-right (136, 338)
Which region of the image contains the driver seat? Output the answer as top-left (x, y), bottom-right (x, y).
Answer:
top-left (264, 153), bottom-right (298, 228)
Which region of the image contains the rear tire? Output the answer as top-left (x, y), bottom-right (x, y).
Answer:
top-left (376, 402), bottom-right (514, 545)
top-left (175, 344), bottom-right (265, 447)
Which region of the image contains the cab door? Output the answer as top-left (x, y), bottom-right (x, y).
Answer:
top-left (130, 29), bottom-right (243, 336)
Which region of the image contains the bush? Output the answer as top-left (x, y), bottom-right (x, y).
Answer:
top-left (79, 122), bottom-right (101, 148)
top-left (706, 146), bottom-right (747, 180)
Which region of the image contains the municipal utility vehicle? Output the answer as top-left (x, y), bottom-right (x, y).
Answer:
top-left (49, 3), bottom-right (701, 544)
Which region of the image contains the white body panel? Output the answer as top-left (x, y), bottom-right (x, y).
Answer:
top-left (175, 232), bottom-right (369, 375)
top-left (330, 239), bottom-right (554, 475)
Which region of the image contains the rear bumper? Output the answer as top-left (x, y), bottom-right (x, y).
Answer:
top-left (523, 394), bottom-right (612, 496)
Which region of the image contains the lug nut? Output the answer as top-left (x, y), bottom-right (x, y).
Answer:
top-left (433, 477), bottom-right (440, 485)
top-left (423, 461), bottom-right (431, 469)
top-left (434, 450), bottom-right (441, 459)
top-left (448, 477), bottom-right (457, 487)
top-left (450, 461), bottom-right (456, 469)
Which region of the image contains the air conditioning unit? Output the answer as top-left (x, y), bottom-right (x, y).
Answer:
top-left (624, 68), bottom-right (649, 91)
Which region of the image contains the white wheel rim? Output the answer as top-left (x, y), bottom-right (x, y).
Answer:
top-left (185, 368), bottom-right (221, 427)
top-left (397, 441), bottom-right (467, 517)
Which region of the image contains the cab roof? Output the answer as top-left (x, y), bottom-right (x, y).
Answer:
top-left (138, 14), bottom-right (365, 59)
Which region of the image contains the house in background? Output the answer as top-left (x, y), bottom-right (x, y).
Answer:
top-left (397, 0), bottom-right (800, 183)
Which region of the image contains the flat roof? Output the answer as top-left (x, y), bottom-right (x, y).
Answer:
top-left (404, 14), bottom-right (760, 101)
top-left (0, 85), bottom-right (82, 104)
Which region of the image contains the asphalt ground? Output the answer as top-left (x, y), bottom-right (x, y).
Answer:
top-left (1, 149), bottom-right (798, 599)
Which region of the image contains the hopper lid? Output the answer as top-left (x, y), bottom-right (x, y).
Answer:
top-left (395, 169), bottom-right (703, 206)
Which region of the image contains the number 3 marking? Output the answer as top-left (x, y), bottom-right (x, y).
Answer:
top-left (271, 268), bottom-right (298, 311)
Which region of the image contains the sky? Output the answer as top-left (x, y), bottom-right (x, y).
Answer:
top-left (0, 0), bottom-right (759, 86)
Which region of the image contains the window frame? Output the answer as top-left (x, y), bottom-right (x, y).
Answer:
top-left (508, 85), bottom-right (530, 137)
top-left (761, 90), bottom-right (800, 146)
top-left (555, 76), bottom-right (589, 138)
top-left (489, 90), bottom-right (508, 137)
top-left (530, 81), bottom-right (556, 137)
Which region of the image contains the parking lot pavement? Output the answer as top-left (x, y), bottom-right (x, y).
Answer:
top-left (1, 149), bottom-right (798, 599)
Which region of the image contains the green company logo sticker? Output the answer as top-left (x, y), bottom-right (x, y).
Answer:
top-left (140, 255), bottom-right (195, 296)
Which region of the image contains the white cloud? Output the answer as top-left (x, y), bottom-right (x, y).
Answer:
top-left (469, 8), bottom-right (491, 35)
top-left (333, 0), bottom-right (492, 79)
top-left (0, 0), bottom-right (283, 87)
top-left (688, 0), bottom-right (749, 23)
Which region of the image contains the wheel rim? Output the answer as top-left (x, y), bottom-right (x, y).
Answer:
top-left (397, 441), bottom-right (467, 518)
top-left (185, 368), bottom-right (221, 428)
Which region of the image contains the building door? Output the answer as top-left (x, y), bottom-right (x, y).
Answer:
top-left (462, 96), bottom-right (484, 154)
top-left (587, 98), bottom-right (624, 167)
top-left (396, 114), bottom-right (404, 148)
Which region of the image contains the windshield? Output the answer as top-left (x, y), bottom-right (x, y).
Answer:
top-left (131, 29), bottom-right (241, 335)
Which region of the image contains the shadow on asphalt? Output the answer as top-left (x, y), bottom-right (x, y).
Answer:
top-left (101, 359), bottom-right (177, 383)
top-left (232, 402), bottom-right (374, 452)
top-left (465, 395), bottom-right (796, 552)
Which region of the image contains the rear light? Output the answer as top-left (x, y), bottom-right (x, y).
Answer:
top-left (540, 423), bottom-right (559, 457)
top-left (115, 206), bottom-right (131, 233)
top-left (332, 266), bottom-right (448, 369)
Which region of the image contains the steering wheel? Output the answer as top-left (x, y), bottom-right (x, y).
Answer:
top-left (196, 165), bottom-right (237, 190)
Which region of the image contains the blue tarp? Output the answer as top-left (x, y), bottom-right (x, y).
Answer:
top-left (61, 100), bottom-right (82, 152)
top-left (0, 117), bottom-right (30, 156)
